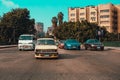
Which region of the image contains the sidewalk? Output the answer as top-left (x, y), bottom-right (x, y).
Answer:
top-left (105, 46), bottom-right (120, 50)
top-left (0, 45), bottom-right (17, 49)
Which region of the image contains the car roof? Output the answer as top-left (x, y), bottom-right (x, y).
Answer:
top-left (37, 38), bottom-right (54, 40)
top-left (87, 39), bottom-right (98, 41)
top-left (20, 34), bottom-right (34, 36)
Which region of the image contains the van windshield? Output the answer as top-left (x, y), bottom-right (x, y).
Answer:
top-left (19, 36), bottom-right (33, 40)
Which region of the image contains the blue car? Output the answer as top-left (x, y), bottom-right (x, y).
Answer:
top-left (64, 39), bottom-right (81, 50)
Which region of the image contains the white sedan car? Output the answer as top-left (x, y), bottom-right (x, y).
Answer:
top-left (34, 38), bottom-right (59, 59)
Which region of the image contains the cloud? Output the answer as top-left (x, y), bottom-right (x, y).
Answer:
top-left (1, 0), bottom-right (19, 8)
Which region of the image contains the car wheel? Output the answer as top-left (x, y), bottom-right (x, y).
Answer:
top-left (85, 47), bottom-right (87, 50)
top-left (19, 49), bottom-right (22, 51)
top-left (64, 46), bottom-right (67, 50)
top-left (101, 48), bottom-right (104, 51)
top-left (78, 46), bottom-right (81, 50)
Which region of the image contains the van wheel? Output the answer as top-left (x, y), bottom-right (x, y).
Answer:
top-left (19, 49), bottom-right (22, 51)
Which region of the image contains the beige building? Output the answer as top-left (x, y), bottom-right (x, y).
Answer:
top-left (35, 22), bottom-right (44, 32)
top-left (68, 3), bottom-right (120, 33)
top-left (115, 5), bottom-right (120, 33)
top-left (68, 8), bottom-right (79, 22)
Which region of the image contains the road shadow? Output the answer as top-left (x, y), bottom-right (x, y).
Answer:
top-left (58, 53), bottom-right (81, 60)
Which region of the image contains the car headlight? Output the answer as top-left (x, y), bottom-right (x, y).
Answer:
top-left (53, 49), bottom-right (57, 52)
top-left (35, 49), bottom-right (41, 53)
top-left (18, 42), bottom-right (22, 44)
top-left (91, 44), bottom-right (95, 47)
top-left (67, 44), bottom-right (71, 46)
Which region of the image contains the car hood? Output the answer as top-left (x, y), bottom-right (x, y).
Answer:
top-left (67, 42), bottom-right (80, 45)
top-left (35, 45), bottom-right (57, 49)
top-left (18, 40), bottom-right (33, 44)
top-left (92, 42), bottom-right (102, 45)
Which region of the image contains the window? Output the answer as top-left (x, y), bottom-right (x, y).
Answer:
top-left (91, 12), bottom-right (96, 15)
top-left (100, 15), bottom-right (109, 18)
top-left (91, 17), bottom-right (96, 21)
top-left (100, 21), bottom-right (109, 24)
top-left (80, 8), bottom-right (84, 9)
top-left (37, 40), bottom-right (55, 45)
top-left (70, 13), bottom-right (75, 16)
top-left (80, 13), bottom-right (84, 15)
top-left (100, 9), bottom-right (109, 13)
top-left (71, 18), bottom-right (75, 22)
top-left (80, 18), bottom-right (85, 20)
top-left (19, 36), bottom-right (33, 40)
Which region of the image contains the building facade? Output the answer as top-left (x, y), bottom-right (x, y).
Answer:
top-left (68, 3), bottom-right (120, 33)
top-left (47, 27), bottom-right (54, 36)
top-left (35, 22), bottom-right (45, 38)
top-left (35, 22), bottom-right (44, 32)
top-left (68, 8), bottom-right (79, 22)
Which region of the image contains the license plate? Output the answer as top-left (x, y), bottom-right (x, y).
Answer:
top-left (97, 47), bottom-right (100, 49)
top-left (72, 46), bottom-right (76, 48)
top-left (44, 55), bottom-right (49, 57)
top-left (24, 46), bottom-right (28, 48)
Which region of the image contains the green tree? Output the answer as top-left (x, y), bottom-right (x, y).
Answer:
top-left (51, 16), bottom-right (58, 28)
top-left (0, 8), bottom-right (35, 44)
top-left (57, 12), bottom-right (64, 26)
top-left (54, 20), bottom-right (105, 43)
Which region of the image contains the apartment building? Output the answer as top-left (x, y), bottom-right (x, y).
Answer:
top-left (98, 4), bottom-right (118, 33)
top-left (68, 8), bottom-right (79, 22)
top-left (78, 7), bottom-right (87, 22)
top-left (35, 22), bottom-right (44, 32)
top-left (87, 6), bottom-right (98, 23)
top-left (68, 3), bottom-right (120, 33)
top-left (115, 5), bottom-right (120, 33)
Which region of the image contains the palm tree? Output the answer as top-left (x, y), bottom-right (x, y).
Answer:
top-left (57, 12), bottom-right (64, 26)
top-left (51, 16), bottom-right (58, 28)
top-left (0, 16), bottom-right (1, 22)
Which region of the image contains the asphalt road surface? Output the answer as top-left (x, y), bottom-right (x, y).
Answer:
top-left (0, 47), bottom-right (120, 80)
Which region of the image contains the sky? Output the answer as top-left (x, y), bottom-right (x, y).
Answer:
top-left (0, 0), bottom-right (120, 32)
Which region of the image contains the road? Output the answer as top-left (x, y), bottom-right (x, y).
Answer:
top-left (0, 47), bottom-right (120, 80)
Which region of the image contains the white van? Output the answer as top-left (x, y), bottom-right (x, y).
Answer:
top-left (18, 34), bottom-right (35, 51)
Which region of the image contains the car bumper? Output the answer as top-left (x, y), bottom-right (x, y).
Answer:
top-left (65, 46), bottom-right (80, 50)
top-left (35, 53), bottom-right (59, 58)
top-left (91, 46), bottom-right (104, 50)
top-left (18, 44), bottom-right (34, 50)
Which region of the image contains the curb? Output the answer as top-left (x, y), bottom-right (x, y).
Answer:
top-left (0, 45), bottom-right (17, 49)
top-left (105, 47), bottom-right (120, 50)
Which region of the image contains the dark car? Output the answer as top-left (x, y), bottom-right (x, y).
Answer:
top-left (64, 39), bottom-right (81, 50)
top-left (84, 39), bottom-right (104, 50)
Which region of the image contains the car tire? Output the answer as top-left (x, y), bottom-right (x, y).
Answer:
top-left (101, 48), bottom-right (104, 51)
top-left (85, 47), bottom-right (87, 50)
top-left (78, 46), bottom-right (81, 50)
top-left (64, 46), bottom-right (67, 50)
top-left (19, 49), bottom-right (22, 51)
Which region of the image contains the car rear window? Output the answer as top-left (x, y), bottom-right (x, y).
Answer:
top-left (37, 40), bottom-right (55, 45)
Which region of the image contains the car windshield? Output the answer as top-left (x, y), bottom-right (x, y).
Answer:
top-left (67, 39), bottom-right (78, 43)
top-left (37, 40), bottom-right (55, 45)
top-left (60, 40), bottom-right (65, 43)
top-left (87, 39), bottom-right (100, 43)
top-left (19, 36), bottom-right (33, 40)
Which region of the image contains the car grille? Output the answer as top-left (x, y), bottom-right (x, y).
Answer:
top-left (36, 49), bottom-right (57, 53)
